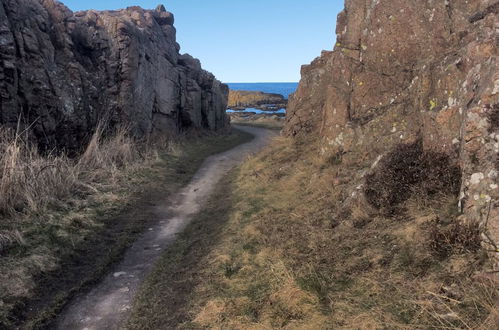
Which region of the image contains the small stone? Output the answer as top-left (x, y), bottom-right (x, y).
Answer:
top-left (113, 272), bottom-right (127, 278)
top-left (470, 173), bottom-right (484, 185)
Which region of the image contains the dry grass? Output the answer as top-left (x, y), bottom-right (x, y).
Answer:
top-left (0, 124), bottom-right (155, 220)
top-left (0, 230), bottom-right (24, 252)
top-left (0, 123), bottom-right (253, 328)
top-left (229, 114), bottom-right (285, 130)
top-left (0, 129), bottom-right (77, 217)
top-left (129, 135), bottom-right (498, 329)
top-left (0, 123), bottom-right (160, 326)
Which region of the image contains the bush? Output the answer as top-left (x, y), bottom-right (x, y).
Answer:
top-left (364, 139), bottom-right (461, 213)
top-left (488, 103), bottom-right (499, 133)
top-left (428, 219), bottom-right (482, 258)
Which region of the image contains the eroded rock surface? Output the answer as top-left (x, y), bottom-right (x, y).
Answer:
top-left (0, 0), bottom-right (228, 151)
top-left (285, 0), bottom-right (498, 269)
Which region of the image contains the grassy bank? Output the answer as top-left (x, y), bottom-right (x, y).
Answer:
top-left (0, 126), bottom-right (253, 329)
top-left (128, 135), bottom-right (498, 329)
top-left (229, 114), bottom-right (285, 130)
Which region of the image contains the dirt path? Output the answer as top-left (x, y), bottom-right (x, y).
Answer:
top-left (55, 126), bottom-right (278, 330)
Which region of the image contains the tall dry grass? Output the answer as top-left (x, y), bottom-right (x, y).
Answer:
top-left (0, 124), bottom-right (157, 220)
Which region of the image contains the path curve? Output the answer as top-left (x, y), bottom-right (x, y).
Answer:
top-left (55, 126), bottom-right (277, 330)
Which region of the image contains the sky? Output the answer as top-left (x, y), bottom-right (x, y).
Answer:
top-left (62, 0), bottom-right (344, 83)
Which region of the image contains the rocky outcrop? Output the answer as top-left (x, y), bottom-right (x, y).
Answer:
top-left (285, 1), bottom-right (498, 269)
top-left (0, 0), bottom-right (228, 151)
top-left (228, 90), bottom-right (287, 110)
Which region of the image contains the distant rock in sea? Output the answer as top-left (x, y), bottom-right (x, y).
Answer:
top-left (228, 90), bottom-right (287, 111)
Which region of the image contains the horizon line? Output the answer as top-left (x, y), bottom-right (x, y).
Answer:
top-left (224, 81), bottom-right (299, 84)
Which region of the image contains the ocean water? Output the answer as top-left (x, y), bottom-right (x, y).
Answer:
top-left (226, 82), bottom-right (298, 114)
top-left (227, 82), bottom-right (299, 99)
top-left (226, 108), bottom-right (286, 114)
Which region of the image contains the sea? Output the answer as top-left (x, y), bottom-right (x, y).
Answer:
top-left (226, 82), bottom-right (298, 114)
top-left (227, 82), bottom-right (298, 99)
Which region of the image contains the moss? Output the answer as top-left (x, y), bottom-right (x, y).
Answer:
top-left (429, 99), bottom-right (437, 111)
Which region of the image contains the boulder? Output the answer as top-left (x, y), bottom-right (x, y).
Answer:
top-left (0, 1), bottom-right (228, 152)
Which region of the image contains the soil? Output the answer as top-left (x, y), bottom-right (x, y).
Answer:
top-left (54, 125), bottom-right (277, 330)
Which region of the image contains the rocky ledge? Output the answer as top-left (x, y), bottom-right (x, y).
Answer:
top-left (0, 1), bottom-right (229, 151)
top-left (228, 90), bottom-right (287, 110)
top-left (285, 0), bottom-right (498, 270)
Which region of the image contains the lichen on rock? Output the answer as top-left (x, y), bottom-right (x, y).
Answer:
top-left (284, 0), bottom-right (499, 270)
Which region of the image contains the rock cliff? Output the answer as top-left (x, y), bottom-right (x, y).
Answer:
top-left (228, 90), bottom-right (287, 110)
top-left (0, 0), bottom-right (229, 151)
top-left (285, 1), bottom-right (498, 269)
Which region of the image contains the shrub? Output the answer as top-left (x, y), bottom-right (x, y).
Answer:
top-left (428, 219), bottom-right (482, 258)
top-left (489, 103), bottom-right (499, 132)
top-left (364, 139), bottom-right (461, 213)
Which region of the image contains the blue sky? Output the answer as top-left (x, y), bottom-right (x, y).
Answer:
top-left (62, 1), bottom-right (344, 83)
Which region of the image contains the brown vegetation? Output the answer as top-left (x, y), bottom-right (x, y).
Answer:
top-left (129, 136), bottom-right (498, 329)
top-left (229, 113), bottom-right (285, 130)
top-left (0, 125), bottom-right (147, 219)
top-left (364, 139), bottom-right (462, 213)
top-left (489, 103), bottom-right (499, 133)
top-left (0, 124), bottom-right (159, 327)
top-left (0, 124), bottom-right (253, 328)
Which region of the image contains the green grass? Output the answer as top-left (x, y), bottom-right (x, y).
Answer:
top-left (0, 128), bottom-right (253, 329)
top-left (127, 171), bottom-right (239, 329)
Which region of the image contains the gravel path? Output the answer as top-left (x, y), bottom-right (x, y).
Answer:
top-left (55, 126), bottom-right (278, 330)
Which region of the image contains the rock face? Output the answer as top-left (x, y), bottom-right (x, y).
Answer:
top-left (228, 90), bottom-right (287, 110)
top-left (285, 1), bottom-right (498, 269)
top-left (0, 0), bottom-right (229, 151)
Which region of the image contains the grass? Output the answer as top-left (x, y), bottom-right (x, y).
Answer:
top-left (0, 125), bottom-right (253, 329)
top-left (233, 121), bottom-right (284, 130)
top-left (230, 114), bottom-right (285, 130)
top-left (128, 135), bottom-right (498, 329)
